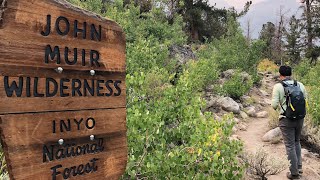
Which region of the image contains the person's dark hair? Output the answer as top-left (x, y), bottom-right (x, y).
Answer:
top-left (279, 65), bottom-right (292, 76)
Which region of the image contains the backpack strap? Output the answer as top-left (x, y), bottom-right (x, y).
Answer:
top-left (280, 80), bottom-right (289, 114)
top-left (281, 80), bottom-right (288, 87)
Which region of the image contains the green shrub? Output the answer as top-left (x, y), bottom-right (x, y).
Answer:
top-left (63, 1), bottom-right (247, 179)
top-left (223, 72), bottom-right (253, 99)
top-left (293, 60), bottom-right (312, 80)
top-left (126, 36), bottom-right (171, 74)
top-left (203, 20), bottom-right (265, 74)
top-left (295, 62), bottom-right (320, 125)
top-left (306, 86), bottom-right (320, 125)
top-left (125, 59), bottom-right (244, 179)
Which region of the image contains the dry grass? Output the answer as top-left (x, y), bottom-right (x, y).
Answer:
top-left (267, 107), bottom-right (280, 130)
top-left (0, 145), bottom-right (7, 179)
top-left (302, 115), bottom-right (320, 151)
top-left (241, 148), bottom-right (288, 180)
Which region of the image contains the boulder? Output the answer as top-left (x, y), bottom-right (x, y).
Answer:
top-left (245, 106), bottom-right (256, 117)
top-left (256, 111), bottom-right (268, 118)
top-left (234, 118), bottom-right (240, 124)
top-left (240, 111), bottom-right (249, 119)
top-left (205, 84), bottom-right (214, 92)
top-left (217, 97), bottom-right (240, 114)
top-left (240, 95), bottom-right (253, 107)
top-left (262, 127), bottom-right (282, 142)
top-left (238, 103), bottom-right (244, 110)
top-left (239, 71), bottom-right (251, 81)
top-left (221, 69), bottom-right (235, 79)
top-left (169, 45), bottom-right (196, 65)
top-left (240, 95), bottom-right (251, 102)
top-left (206, 97), bottom-right (217, 109)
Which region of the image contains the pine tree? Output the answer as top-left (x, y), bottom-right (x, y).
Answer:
top-left (259, 22), bottom-right (276, 60)
top-left (300, 0), bottom-right (320, 64)
top-left (284, 15), bottom-right (304, 64)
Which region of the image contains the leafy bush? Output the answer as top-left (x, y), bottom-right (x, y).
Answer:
top-left (126, 37), bottom-right (171, 74)
top-left (50, 1), bottom-right (255, 179)
top-left (206, 20), bottom-right (265, 74)
top-left (293, 59), bottom-right (311, 80)
top-left (306, 86), bottom-right (320, 125)
top-left (295, 63), bottom-right (320, 125)
top-left (223, 72), bottom-right (253, 99)
top-left (257, 59), bottom-right (278, 73)
top-left (125, 59), bottom-right (244, 178)
top-left (105, 2), bottom-right (186, 46)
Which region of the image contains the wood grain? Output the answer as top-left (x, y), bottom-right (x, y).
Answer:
top-left (0, 66), bottom-right (126, 114)
top-left (0, 109), bottom-right (127, 180)
top-left (0, 0), bottom-right (127, 179)
top-left (0, 0), bottom-right (126, 72)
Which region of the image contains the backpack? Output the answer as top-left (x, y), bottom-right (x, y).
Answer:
top-left (280, 80), bottom-right (306, 120)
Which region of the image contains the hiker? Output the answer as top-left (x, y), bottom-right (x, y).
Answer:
top-left (271, 65), bottom-right (307, 180)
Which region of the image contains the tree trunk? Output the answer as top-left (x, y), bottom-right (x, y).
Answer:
top-left (101, 0), bottom-right (107, 13)
top-left (306, 0), bottom-right (313, 51)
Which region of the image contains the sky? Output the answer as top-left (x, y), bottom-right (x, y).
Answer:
top-left (214, 0), bottom-right (302, 9)
top-left (208, 0), bottom-right (304, 38)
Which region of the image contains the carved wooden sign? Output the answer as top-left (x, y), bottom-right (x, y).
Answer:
top-left (0, 0), bottom-right (127, 179)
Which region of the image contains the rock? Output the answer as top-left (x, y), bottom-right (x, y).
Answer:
top-left (218, 78), bottom-right (227, 85)
top-left (240, 95), bottom-right (251, 102)
top-left (205, 84), bottom-right (214, 92)
top-left (259, 100), bottom-right (267, 107)
top-left (262, 127), bottom-right (282, 142)
top-left (205, 92), bottom-right (214, 98)
top-left (238, 103), bottom-right (244, 110)
top-left (245, 106), bottom-right (256, 117)
top-left (169, 45), bottom-right (196, 65)
top-left (234, 118), bottom-right (240, 124)
top-left (206, 97), bottom-right (217, 109)
top-left (240, 111), bottom-right (249, 119)
top-left (239, 72), bottom-right (251, 81)
top-left (222, 69), bottom-right (235, 79)
top-left (217, 97), bottom-right (240, 114)
top-left (256, 111), bottom-right (268, 118)
top-left (260, 89), bottom-right (269, 97)
top-left (240, 95), bottom-right (255, 107)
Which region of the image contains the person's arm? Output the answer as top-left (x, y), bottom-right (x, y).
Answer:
top-left (271, 84), bottom-right (280, 110)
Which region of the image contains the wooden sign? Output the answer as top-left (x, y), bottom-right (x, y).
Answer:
top-left (0, 0), bottom-right (127, 179)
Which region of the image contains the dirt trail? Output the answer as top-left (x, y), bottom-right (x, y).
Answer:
top-left (236, 74), bottom-right (320, 180)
